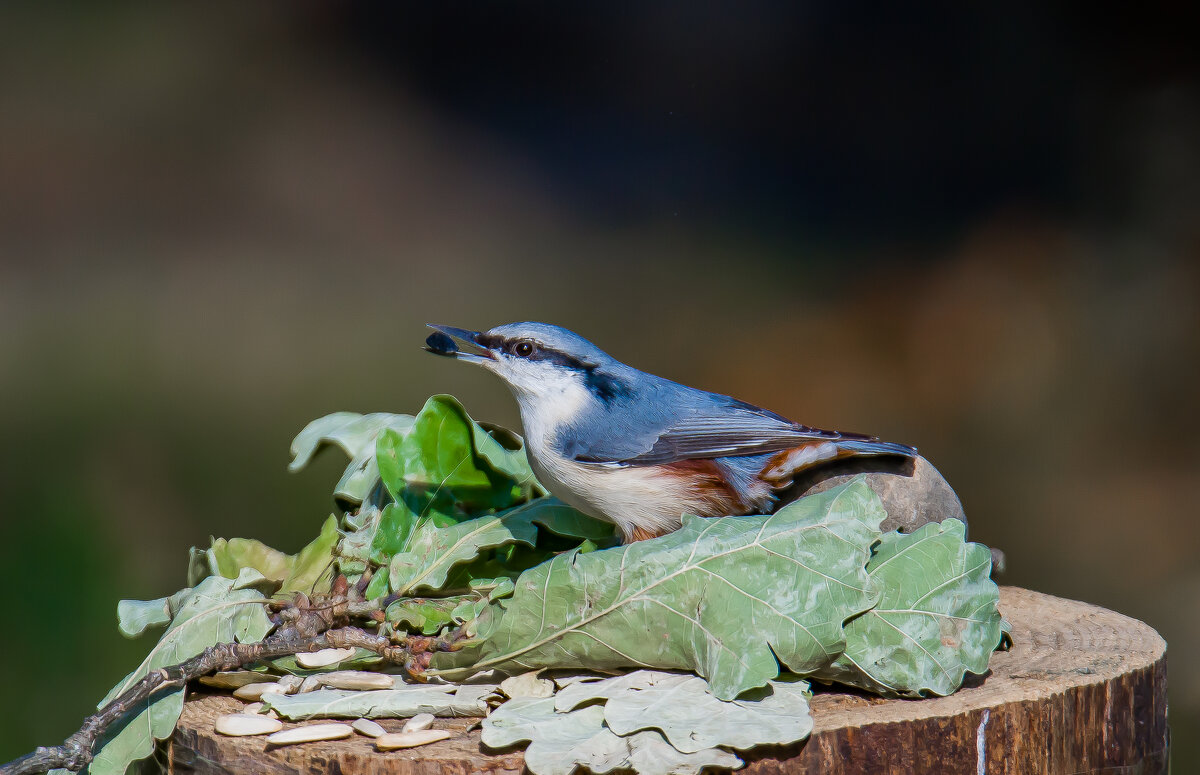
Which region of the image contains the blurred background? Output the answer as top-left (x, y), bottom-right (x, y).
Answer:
top-left (1, 2), bottom-right (1197, 768)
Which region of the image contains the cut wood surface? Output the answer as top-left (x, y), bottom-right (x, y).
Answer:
top-left (170, 587), bottom-right (1169, 774)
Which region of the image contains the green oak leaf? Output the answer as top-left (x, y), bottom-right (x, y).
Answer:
top-left (388, 512), bottom-right (540, 596)
top-left (363, 567), bottom-right (390, 600)
top-left (369, 501), bottom-right (418, 563)
top-left (471, 576), bottom-right (516, 599)
top-left (436, 500), bottom-right (614, 593)
top-left (379, 395), bottom-right (534, 521)
top-left (470, 419), bottom-right (545, 497)
top-left (378, 396), bottom-right (543, 501)
top-left (90, 570), bottom-right (273, 775)
top-left (812, 518), bottom-right (1003, 698)
top-left (386, 595), bottom-right (478, 635)
top-left (432, 478), bottom-right (886, 700)
top-left (385, 497), bottom-right (614, 597)
top-left (300, 398), bottom-right (560, 589)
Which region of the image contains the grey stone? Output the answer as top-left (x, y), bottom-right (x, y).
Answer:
top-left (784, 455), bottom-right (1005, 573)
top-left (791, 455), bottom-right (963, 534)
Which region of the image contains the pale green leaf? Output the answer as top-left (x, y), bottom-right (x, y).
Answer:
top-left (289, 412), bottom-right (416, 505)
top-left (207, 538), bottom-right (292, 584)
top-left (204, 515), bottom-right (339, 596)
top-left (89, 570), bottom-right (273, 775)
top-left (262, 685), bottom-right (493, 720)
top-left (499, 670), bottom-right (555, 699)
top-left (185, 546), bottom-right (211, 587)
top-left (555, 670), bottom-right (812, 754)
top-left (482, 697), bottom-right (741, 775)
top-left (484, 700), bottom-right (621, 772)
top-left (812, 518), bottom-right (1003, 698)
top-left (433, 479), bottom-right (885, 700)
top-left (289, 412), bottom-right (415, 473)
top-left (621, 730), bottom-right (743, 775)
top-left (336, 505), bottom-right (381, 569)
top-left (280, 514), bottom-right (339, 594)
top-left (115, 597), bottom-right (171, 639)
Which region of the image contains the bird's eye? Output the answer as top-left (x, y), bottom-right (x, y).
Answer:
top-left (514, 341), bottom-right (534, 357)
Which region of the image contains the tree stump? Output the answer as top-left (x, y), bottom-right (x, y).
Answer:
top-left (170, 587), bottom-right (1169, 774)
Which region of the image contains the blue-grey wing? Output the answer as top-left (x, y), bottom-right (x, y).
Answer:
top-left (569, 396), bottom-right (851, 466)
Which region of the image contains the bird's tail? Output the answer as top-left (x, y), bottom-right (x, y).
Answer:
top-left (834, 438), bottom-right (917, 459)
top-left (759, 437), bottom-right (916, 484)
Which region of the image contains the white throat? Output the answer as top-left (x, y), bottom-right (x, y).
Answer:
top-left (504, 369), bottom-right (593, 452)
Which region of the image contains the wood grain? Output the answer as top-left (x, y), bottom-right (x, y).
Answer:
top-left (170, 587), bottom-right (1168, 774)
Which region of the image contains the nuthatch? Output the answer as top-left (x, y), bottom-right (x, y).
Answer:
top-left (425, 322), bottom-right (916, 543)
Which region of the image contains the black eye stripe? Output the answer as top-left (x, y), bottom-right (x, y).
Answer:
top-left (528, 346), bottom-right (587, 369)
top-left (481, 333), bottom-right (632, 403)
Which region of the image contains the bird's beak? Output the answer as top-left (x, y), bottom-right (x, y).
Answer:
top-left (424, 324), bottom-right (496, 364)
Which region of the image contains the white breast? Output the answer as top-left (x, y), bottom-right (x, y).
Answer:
top-left (527, 448), bottom-right (702, 539)
top-left (507, 370), bottom-right (724, 540)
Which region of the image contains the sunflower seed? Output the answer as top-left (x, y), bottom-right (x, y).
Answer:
top-left (375, 729), bottom-right (452, 750)
top-left (298, 676), bottom-right (321, 693)
top-left (233, 682), bottom-right (288, 702)
top-left (241, 702), bottom-right (279, 719)
top-left (199, 671), bottom-right (276, 690)
top-left (276, 675), bottom-right (304, 693)
top-left (352, 718), bottom-right (387, 738)
top-left (316, 671), bottom-right (395, 691)
top-left (266, 723), bottom-right (354, 746)
top-left (295, 647), bottom-right (356, 669)
top-left (401, 713), bottom-right (435, 733)
top-left (214, 713), bottom-right (283, 736)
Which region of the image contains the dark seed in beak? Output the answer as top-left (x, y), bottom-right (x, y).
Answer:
top-left (425, 331), bottom-right (459, 355)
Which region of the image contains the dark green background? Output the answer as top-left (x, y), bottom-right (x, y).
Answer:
top-left (1, 3), bottom-right (1195, 769)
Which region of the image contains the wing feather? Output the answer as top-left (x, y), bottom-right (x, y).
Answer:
top-left (571, 397), bottom-right (859, 466)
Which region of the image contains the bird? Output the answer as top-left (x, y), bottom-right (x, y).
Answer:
top-left (424, 322), bottom-right (916, 543)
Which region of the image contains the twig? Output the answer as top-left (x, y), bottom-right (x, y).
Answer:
top-left (0, 614), bottom-right (454, 775)
top-left (0, 571), bottom-right (471, 775)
